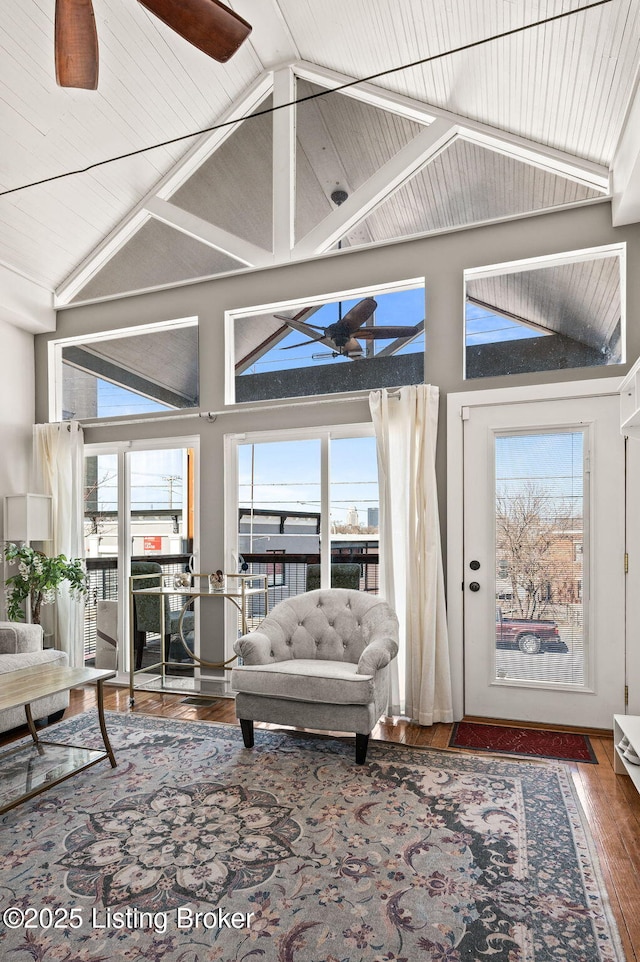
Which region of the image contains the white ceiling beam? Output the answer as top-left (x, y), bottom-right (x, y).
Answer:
top-left (612, 74), bottom-right (640, 226)
top-left (231, 0), bottom-right (299, 68)
top-left (55, 72), bottom-right (274, 306)
top-left (294, 61), bottom-right (435, 126)
top-left (293, 118), bottom-right (456, 258)
top-left (145, 197), bottom-right (273, 267)
top-left (272, 66), bottom-right (296, 260)
top-left (0, 262), bottom-right (55, 334)
top-left (459, 130), bottom-right (609, 193)
top-left (294, 61), bottom-right (609, 193)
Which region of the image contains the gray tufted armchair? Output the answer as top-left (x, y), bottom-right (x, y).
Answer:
top-left (231, 588), bottom-right (399, 764)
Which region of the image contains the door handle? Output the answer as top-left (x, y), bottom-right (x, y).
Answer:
top-left (469, 582), bottom-right (480, 592)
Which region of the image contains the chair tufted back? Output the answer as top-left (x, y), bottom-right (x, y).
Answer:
top-left (252, 588), bottom-right (397, 665)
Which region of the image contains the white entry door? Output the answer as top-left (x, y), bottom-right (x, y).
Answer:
top-left (463, 394), bottom-right (625, 729)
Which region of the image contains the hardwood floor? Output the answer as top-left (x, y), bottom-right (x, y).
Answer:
top-left (3, 686), bottom-right (639, 960)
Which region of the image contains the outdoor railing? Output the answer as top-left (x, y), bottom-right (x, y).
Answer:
top-left (83, 550), bottom-right (379, 660)
top-left (84, 554), bottom-right (190, 659)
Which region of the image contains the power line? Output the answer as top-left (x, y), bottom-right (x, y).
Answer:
top-left (0, 0), bottom-right (612, 200)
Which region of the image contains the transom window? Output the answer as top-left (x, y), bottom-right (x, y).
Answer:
top-left (49, 318), bottom-right (199, 422)
top-left (227, 280), bottom-right (425, 404)
top-left (464, 245), bottom-right (625, 380)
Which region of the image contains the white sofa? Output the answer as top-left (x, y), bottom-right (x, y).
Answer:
top-left (0, 622), bottom-right (69, 734)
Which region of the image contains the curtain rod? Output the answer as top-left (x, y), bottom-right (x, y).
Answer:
top-left (75, 387), bottom-right (406, 429)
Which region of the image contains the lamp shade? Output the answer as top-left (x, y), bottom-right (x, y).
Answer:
top-left (4, 494), bottom-right (53, 542)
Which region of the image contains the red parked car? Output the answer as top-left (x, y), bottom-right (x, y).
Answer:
top-left (496, 606), bottom-right (568, 654)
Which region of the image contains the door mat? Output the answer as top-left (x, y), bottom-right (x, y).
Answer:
top-left (180, 696), bottom-right (220, 706)
top-left (449, 721), bottom-right (597, 763)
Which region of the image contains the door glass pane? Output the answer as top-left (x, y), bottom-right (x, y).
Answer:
top-left (330, 437), bottom-right (379, 594)
top-left (83, 448), bottom-right (194, 673)
top-left (129, 449), bottom-right (193, 677)
top-left (494, 430), bottom-right (586, 685)
top-left (238, 440), bottom-right (321, 612)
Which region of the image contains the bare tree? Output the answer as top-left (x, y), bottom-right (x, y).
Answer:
top-left (495, 482), bottom-right (577, 619)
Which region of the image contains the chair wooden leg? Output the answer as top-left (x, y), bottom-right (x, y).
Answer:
top-left (240, 719), bottom-right (254, 748)
top-left (355, 733), bottom-right (369, 765)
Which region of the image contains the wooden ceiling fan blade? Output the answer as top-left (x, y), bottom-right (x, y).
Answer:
top-left (341, 297), bottom-right (378, 334)
top-left (274, 314), bottom-right (325, 332)
top-left (137, 0), bottom-right (252, 63)
top-left (357, 325), bottom-right (421, 339)
top-left (55, 0), bottom-right (99, 89)
top-left (281, 334), bottom-right (326, 350)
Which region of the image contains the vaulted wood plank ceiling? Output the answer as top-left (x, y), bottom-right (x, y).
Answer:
top-left (0, 0), bottom-right (638, 306)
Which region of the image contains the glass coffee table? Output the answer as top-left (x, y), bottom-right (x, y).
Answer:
top-left (0, 665), bottom-right (117, 815)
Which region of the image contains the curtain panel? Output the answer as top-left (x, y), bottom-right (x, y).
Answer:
top-left (33, 422), bottom-right (85, 667)
top-left (369, 385), bottom-right (453, 725)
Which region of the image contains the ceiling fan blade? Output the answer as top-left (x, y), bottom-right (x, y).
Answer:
top-left (137, 0), bottom-right (252, 63)
top-left (55, 0), bottom-right (99, 89)
top-left (356, 325), bottom-right (422, 339)
top-left (281, 334), bottom-right (327, 350)
top-left (341, 297), bottom-right (378, 334)
top-left (274, 314), bottom-right (325, 332)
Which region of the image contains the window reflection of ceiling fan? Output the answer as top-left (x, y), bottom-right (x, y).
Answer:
top-left (276, 298), bottom-right (422, 358)
top-left (55, 0), bottom-right (252, 89)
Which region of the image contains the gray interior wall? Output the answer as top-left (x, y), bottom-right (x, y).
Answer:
top-left (0, 319), bottom-right (36, 618)
top-left (35, 200), bottom-right (640, 666)
top-left (1, 320), bottom-right (36, 496)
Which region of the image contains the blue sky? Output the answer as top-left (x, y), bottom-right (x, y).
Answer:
top-left (98, 380), bottom-right (171, 418)
top-left (495, 430), bottom-right (584, 516)
top-left (90, 449), bottom-right (185, 512)
top-left (238, 436), bottom-right (378, 526)
top-left (465, 301), bottom-right (542, 345)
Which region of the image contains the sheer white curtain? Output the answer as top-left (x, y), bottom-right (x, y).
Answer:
top-left (369, 385), bottom-right (453, 725)
top-left (33, 422), bottom-right (86, 667)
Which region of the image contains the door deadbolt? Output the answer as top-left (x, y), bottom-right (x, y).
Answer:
top-left (469, 581), bottom-right (480, 592)
top-left (469, 560), bottom-right (480, 570)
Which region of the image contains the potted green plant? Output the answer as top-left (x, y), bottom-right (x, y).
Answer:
top-left (3, 542), bottom-right (87, 624)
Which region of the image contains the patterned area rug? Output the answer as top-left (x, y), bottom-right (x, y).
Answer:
top-left (449, 721), bottom-right (598, 763)
top-left (0, 712), bottom-right (623, 962)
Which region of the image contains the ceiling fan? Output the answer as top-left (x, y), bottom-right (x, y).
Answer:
top-left (55, 0), bottom-right (252, 90)
top-left (277, 298), bottom-right (422, 358)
